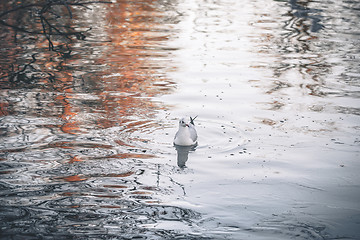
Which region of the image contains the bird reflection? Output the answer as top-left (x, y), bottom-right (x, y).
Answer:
top-left (174, 144), bottom-right (197, 168)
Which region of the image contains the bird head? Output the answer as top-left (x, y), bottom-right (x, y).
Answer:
top-left (179, 118), bottom-right (189, 127)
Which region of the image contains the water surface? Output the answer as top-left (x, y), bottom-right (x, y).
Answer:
top-left (1, 0), bottom-right (359, 239)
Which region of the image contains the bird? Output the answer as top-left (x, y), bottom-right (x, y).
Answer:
top-left (174, 116), bottom-right (198, 146)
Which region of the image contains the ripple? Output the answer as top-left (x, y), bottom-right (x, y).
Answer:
top-left (196, 119), bottom-right (249, 156)
top-left (1, 0), bottom-right (359, 239)
top-left (194, 17), bottom-right (232, 33)
top-left (0, 206), bottom-right (29, 221)
top-left (252, 216), bottom-right (328, 239)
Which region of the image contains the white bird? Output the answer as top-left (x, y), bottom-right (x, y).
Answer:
top-left (174, 116), bottom-right (198, 146)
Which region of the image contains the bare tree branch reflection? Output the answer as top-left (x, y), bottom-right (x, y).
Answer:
top-left (0, 0), bottom-right (111, 84)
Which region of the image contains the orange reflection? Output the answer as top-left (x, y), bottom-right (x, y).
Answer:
top-left (93, 195), bottom-right (119, 198)
top-left (100, 171), bottom-right (134, 178)
top-left (98, 153), bottom-right (156, 159)
top-left (130, 191), bottom-right (151, 195)
top-left (103, 185), bottom-right (127, 189)
top-left (0, 102), bottom-right (9, 116)
top-left (60, 175), bottom-right (88, 182)
top-left (0, 1), bottom-right (177, 160)
top-left (45, 1), bottom-right (175, 135)
top-left (68, 156), bottom-right (83, 163)
top-left (100, 205), bottom-right (123, 209)
top-left (89, 0), bottom-right (176, 129)
top-left (55, 91), bottom-right (83, 135)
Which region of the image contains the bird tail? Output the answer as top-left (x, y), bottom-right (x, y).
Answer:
top-left (190, 116), bottom-right (198, 125)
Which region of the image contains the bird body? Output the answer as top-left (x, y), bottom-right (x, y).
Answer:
top-left (174, 117), bottom-right (198, 146)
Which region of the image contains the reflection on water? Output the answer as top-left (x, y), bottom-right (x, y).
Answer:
top-left (0, 1), bottom-right (201, 239)
top-left (1, 0), bottom-right (360, 239)
top-left (252, 0), bottom-right (360, 102)
top-left (175, 144), bottom-right (197, 168)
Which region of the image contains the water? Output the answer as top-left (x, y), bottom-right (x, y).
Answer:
top-left (0, 0), bottom-right (359, 239)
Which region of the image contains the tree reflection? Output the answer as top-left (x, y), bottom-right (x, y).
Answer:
top-left (0, 2), bottom-right (186, 237)
top-left (275, 0), bottom-right (329, 97)
top-left (252, 0), bottom-right (332, 102)
top-left (0, 0), bottom-right (178, 137)
top-left (0, 1), bottom-right (111, 86)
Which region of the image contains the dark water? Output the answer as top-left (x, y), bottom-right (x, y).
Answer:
top-left (1, 0), bottom-right (360, 239)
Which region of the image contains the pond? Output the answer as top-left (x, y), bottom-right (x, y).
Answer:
top-left (0, 0), bottom-right (359, 239)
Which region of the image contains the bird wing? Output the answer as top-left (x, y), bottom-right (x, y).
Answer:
top-left (188, 125), bottom-right (198, 142)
